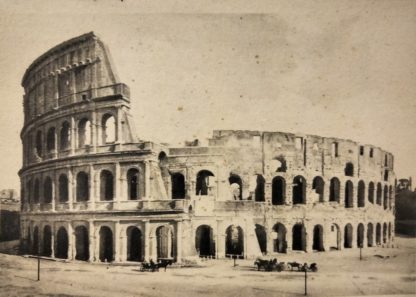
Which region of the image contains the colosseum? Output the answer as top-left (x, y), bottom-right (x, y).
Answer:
top-left (19, 32), bottom-right (395, 263)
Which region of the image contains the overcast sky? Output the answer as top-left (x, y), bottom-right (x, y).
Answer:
top-left (0, 0), bottom-right (415, 191)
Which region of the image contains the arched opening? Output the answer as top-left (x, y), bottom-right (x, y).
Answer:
top-left (272, 176), bottom-right (285, 205)
top-left (42, 226), bottom-right (52, 257)
top-left (127, 168), bottom-right (140, 200)
top-left (78, 118), bottom-right (91, 148)
top-left (156, 226), bottom-right (173, 259)
top-left (32, 226), bottom-right (39, 255)
top-left (344, 224), bottom-right (353, 248)
top-left (255, 224), bottom-right (267, 254)
top-left (292, 224), bottom-right (306, 251)
top-left (367, 223), bottom-right (374, 247)
top-left (225, 225), bottom-right (244, 257)
top-left (383, 223), bottom-right (387, 244)
top-left (76, 172), bottom-right (89, 202)
top-left (313, 225), bottom-right (324, 251)
top-left (172, 173), bottom-right (185, 199)
top-left (344, 162), bottom-right (354, 177)
top-left (60, 121), bottom-right (71, 150)
top-left (357, 180), bottom-right (365, 207)
top-left (383, 185), bottom-right (388, 209)
top-left (368, 182), bottom-right (375, 203)
top-left (75, 226), bottom-right (89, 261)
top-left (328, 224), bottom-right (340, 250)
top-left (344, 181), bottom-right (353, 208)
top-left (312, 176), bottom-right (325, 202)
top-left (388, 222), bottom-right (392, 240)
top-left (255, 175), bottom-right (265, 202)
top-left (99, 226), bottom-right (114, 262)
top-left (228, 174), bottom-right (242, 200)
top-left (56, 227), bottom-right (68, 259)
top-left (195, 225), bottom-right (215, 257)
top-left (376, 223), bottom-right (381, 245)
top-left (292, 176), bottom-right (306, 204)
top-left (127, 227), bottom-right (142, 262)
top-left (35, 131), bottom-right (42, 156)
top-left (100, 170), bottom-right (114, 201)
top-left (46, 127), bottom-right (56, 152)
top-left (34, 178), bottom-right (40, 203)
top-left (101, 114), bottom-right (116, 144)
top-left (58, 174), bottom-right (68, 202)
top-left (329, 178), bottom-right (340, 202)
top-left (357, 223), bottom-right (364, 248)
top-left (43, 177), bottom-right (53, 204)
top-left (196, 170), bottom-right (214, 196)
top-left (273, 223), bottom-right (287, 253)
top-left (376, 183), bottom-right (382, 205)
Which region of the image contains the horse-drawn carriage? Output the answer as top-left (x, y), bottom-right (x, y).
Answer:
top-left (254, 258), bottom-right (318, 273)
top-left (140, 258), bottom-right (174, 272)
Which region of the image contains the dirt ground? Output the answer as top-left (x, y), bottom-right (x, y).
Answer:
top-left (0, 236), bottom-right (415, 297)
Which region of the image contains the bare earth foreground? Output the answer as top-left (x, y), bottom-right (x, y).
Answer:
top-left (1, 236), bottom-right (415, 297)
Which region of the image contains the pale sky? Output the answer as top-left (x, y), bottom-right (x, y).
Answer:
top-left (0, 0), bottom-right (415, 191)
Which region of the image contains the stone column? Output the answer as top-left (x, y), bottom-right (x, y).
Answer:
top-left (114, 221), bottom-right (121, 262)
top-left (116, 107), bottom-right (123, 144)
top-left (89, 164), bottom-right (96, 210)
top-left (115, 162), bottom-right (121, 208)
top-left (144, 161), bottom-right (150, 199)
top-left (351, 224), bottom-right (357, 248)
top-left (216, 220), bottom-right (225, 258)
top-left (70, 116), bottom-right (76, 155)
top-left (362, 223), bottom-right (368, 248)
top-left (286, 180), bottom-right (293, 207)
top-left (286, 223), bottom-right (293, 252)
top-left (176, 221), bottom-right (182, 263)
top-left (51, 225), bottom-right (55, 258)
top-left (88, 221), bottom-right (95, 262)
top-left (266, 220), bottom-right (274, 255)
top-left (67, 223), bottom-right (74, 260)
top-left (51, 177), bottom-right (56, 212)
top-left (68, 167), bottom-right (74, 210)
top-left (91, 111), bottom-right (97, 153)
top-left (323, 179), bottom-right (330, 203)
top-left (144, 221), bottom-right (150, 262)
top-left (305, 224), bottom-right (313, 253)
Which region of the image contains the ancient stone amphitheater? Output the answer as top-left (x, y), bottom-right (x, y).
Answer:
top-left (19, 32), bottom-right (395, 263)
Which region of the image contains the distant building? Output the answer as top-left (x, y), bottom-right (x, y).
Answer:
top-left (0, 189), bottom-right (20, 242)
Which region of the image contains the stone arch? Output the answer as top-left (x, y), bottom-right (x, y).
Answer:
top-left (376, 183), bottom-right (382, 205)
top-left (292, 223), bottom-right (306, 251)
top-left (101, 113), bottom-right (116, 144)
top-left (376, 223), bottom-right (382, 245)
top-left (126, 226), bottom-right (143, 262)
top-left (42, 225), bottom-right (52, 257)
top-left (195, 225), bottom-right (215, 257)
top-left (56, 227), bottom-right (68, 259)
top-left (273, 223), bottom-right (287, 253)
top-left (312, 176), bottom-right (325, 202)
top-left (292, 176), bottom-right (306, 204)
top-left (127, 168), bottom-right (141, 200)
top-left (344, 224), bottom-right (353, 248)
top-left (46, 127), bottom-right (56, 152)
top-left (255, 224), bottom-right (267, 255)
top-left (328, 223), bottom-right (341, 250)
top-left (75, 225), bottom-right (89, 261)
top-left (368, 182), bottom-right (375, 203)
top-left (99, 226), bottom-right (114, 262)
top-left (329, 177), bottom-right (340, 202)
top-left (367, 223), bottom-right (374, 247)
top-left (254, 175), bottom-right (265, 202)
top-left (228, 173), bottom-right (243, 200)
top-left (196, 170), bottom-right (214, 196)
top-left (77, 118), bottom-right (91, 148)
top-left (357, 180), bottom-right (365, 207)
top-left (171, 172), bottom-right (185, 199)
top-left (357, 223), bottom-right (365, 248)
top-left (156, 225), bottom-right (174, 259)
top-left (58, 174), bottom-right (69, 202)
top-left (43, 176), bottom-right (53, 204)
top-left (60, 121), bottom-right (71, 150)
top-left (76, 171), bottom-right (89, 202)
top-left (312, 225), bottom-right (324, 251)
top-left (100, 170), bottom-right (114, 201)
top-left (344, 180), bottom-right (353, 208)
top-left (272, 176), bottom-right (285, 205)
top-left (225, 225), bottom-right (244, 257)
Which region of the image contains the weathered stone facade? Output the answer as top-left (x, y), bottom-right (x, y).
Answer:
top-left (19, 32), bottom-right (395, 262)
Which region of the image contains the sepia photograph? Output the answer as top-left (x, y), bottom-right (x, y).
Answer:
top-left (0, 0), bottom-right (415, 296)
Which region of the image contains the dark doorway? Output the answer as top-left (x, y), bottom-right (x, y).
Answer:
top-left (292, 224), bottom-right (306, 251)
top-left (312, 177), bottom-right (325, 202)
top-left (127, 168), bottom-right (140, 200)
top-left (272, 177), bottom-right (285, 205)
top-left (357, 181), bottom-right (365, 207)
top-left (312, 225), bottom-right (324, 251)
top-left (367, 223), bottom-right (374, 247)
top-left (100, 170), bottom-right (114, 201)
top-left (273, 223), bottom-right (287, 253)
top-left (228, 174), bottom-right (243, 200)
top-left (32, 226), bottom-right (39, 255)
top-left (255, 175), bottom-right (265, 202)
top-left (195, 225), bottom-right (215, 257)
top-left (156, 226), bottom-right (173, 259)
top-left (171, 173), bottom-right (186, 199)
top-left (329, 178), bottom-right (340, 202)
top-left (376, 223), bottom-right (381, 245)
top-left (127, 227), bottom-right (142, 261)
top-left (56, 227), bottom-right (68, 259)
top-left (225, 225), bottom-right (244, 257)
top-left (99, 226), bottom-right (113, 262)
top-left (42, 226), bottom-right (52, 257)
top-left (196, 170), bottom-right (214, 196)
top-left (292, 176), bottom-right (306, 204)
top-left (344, 181), bottom-right (353, 208)
top-left (357, 224), bottom-right (364, 248)
top-left (344, 224), bottom-right (353, 248)
top-left (75, 226), bottom-right (89, 261)
top-left (255, 224), bottom-right (267, 254)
